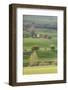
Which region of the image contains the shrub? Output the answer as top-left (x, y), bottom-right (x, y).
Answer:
top-left (50, 45), bottom-right (55, 51)
top-left (32, 45), bottom-right (40, 51)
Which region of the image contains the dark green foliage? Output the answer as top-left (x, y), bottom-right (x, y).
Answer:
top-left (50, 45), bottom-right (55, 51)
top-left (37, 50), bottom-right (57, 59)
top-left (32, 46), bottom-right (40, 51)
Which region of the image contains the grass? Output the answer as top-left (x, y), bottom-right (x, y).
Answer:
top-left (24, 37), bottom-right (57, 49)
top-left (37, 50), bottom-right (57, 58)
top-left (23, 65), bottom-right (57, 75)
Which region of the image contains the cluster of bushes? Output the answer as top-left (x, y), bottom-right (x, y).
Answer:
top-left (24, 44), bottom-right (57, 52)
top-left (32, 45), bottom-right (57, 51)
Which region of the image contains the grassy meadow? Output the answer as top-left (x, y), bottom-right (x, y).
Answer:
top-left (24, 65), bottom-right (57, 75)
top-left (23, 15), bottom-right (57, 75)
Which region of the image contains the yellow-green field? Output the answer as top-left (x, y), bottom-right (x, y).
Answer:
top-left (23, 65), bottom-right (57, 75)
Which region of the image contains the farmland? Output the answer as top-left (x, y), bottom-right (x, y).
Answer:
top-left (23, 30), bottom-right (57, 74)
top-left (23, 15), bottom-right (57, 75)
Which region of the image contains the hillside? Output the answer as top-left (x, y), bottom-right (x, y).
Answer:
top-left (23, 15), bottom-right (57, 30)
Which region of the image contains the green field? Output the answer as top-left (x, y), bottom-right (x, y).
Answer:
top-left (23, 65), bottom-right (57, 75)
top-left (24, 37), bottom-right (57, 49)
